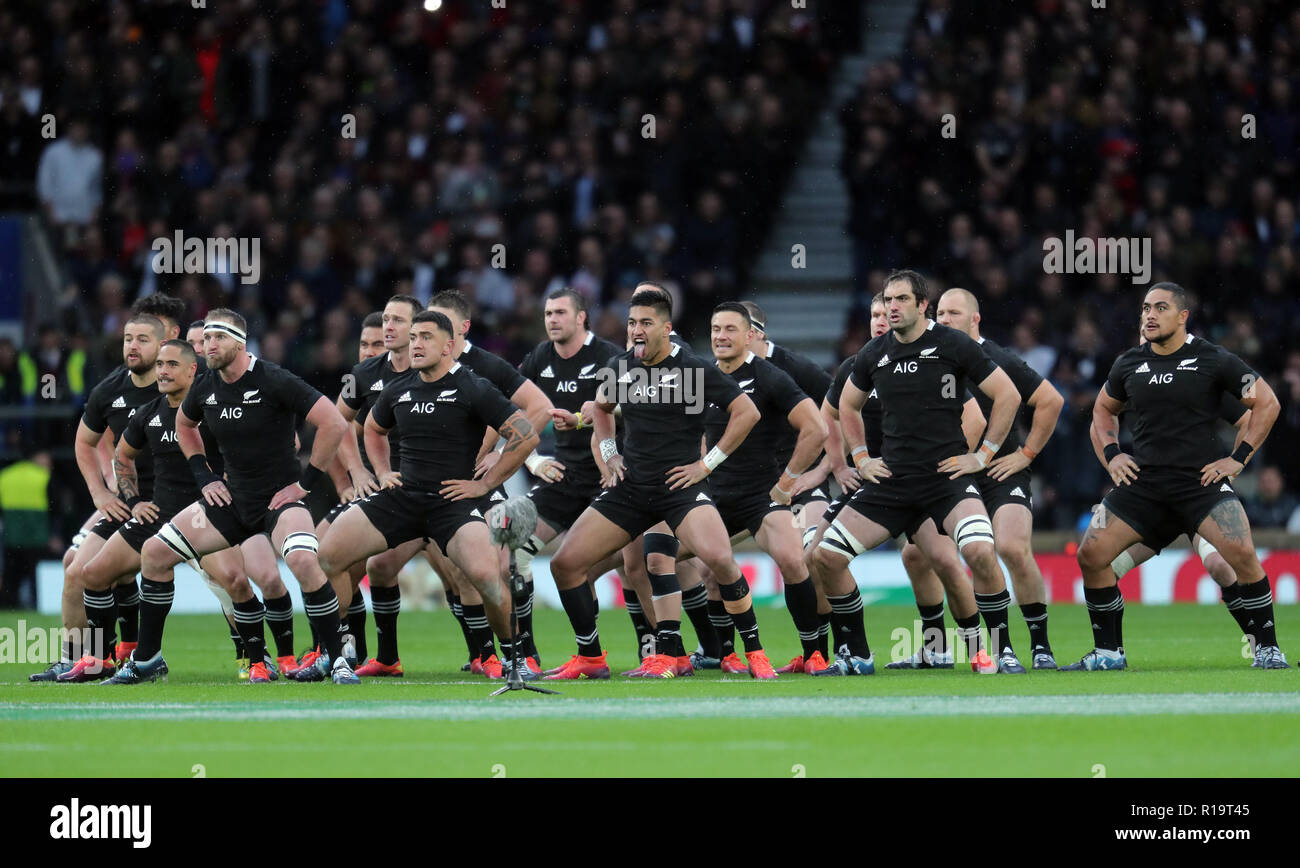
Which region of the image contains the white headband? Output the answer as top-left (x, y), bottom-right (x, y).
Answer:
top-left (204, 321), bottom-right (247, 344)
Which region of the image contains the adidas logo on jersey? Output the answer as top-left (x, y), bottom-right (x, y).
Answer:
top-left (540, 365), bottom-right (555, 378)
top-left (1135, 362), bottom-right (1150, 373)
top-left (490, 491), bottom-right (506, 501)
top-left (148, 415), bottom-right (162, 428)
top-left (397, 391), bottom-right (412, 403)
top-left (965, 485), bottom-right (978, 494)
top-left (1010, 486), bottom-right (1025, 498)
top-left (370, 380), bottom-right (384, 391)
top-left (111, 396), bottom-right (126, 408)
top-left (470, 508), bottom-right (482, 518)
top-left (877, 354), bottom-right (890, 367)
top-left (695, 493), bottom-right (711, 502)
top-left (1221, 483), bottom-right (1233, 492)
top-left (205, 394), bottom-right (217, 405)
top-left (920, 347), bottom-right (938, 357)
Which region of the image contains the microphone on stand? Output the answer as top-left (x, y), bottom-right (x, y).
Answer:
top-left (487, 496), bottom-right (559, 696)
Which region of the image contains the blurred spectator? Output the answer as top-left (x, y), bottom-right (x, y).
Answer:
top-left (0, 447), bottom-right (53, 608)
top-left (36, 116), bottom-right (101, 236)
top-left (1245, 466), bottom-right (1300, 530)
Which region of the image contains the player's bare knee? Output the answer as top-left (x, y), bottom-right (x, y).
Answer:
top-left (283, 549), bottom-right (321, 581)
top-left (901, 543), bottom-right (928, 573)
top-left (141, 537), bottom-right (178, 575)
top-left (1075, 538), bottom-right (1114, 574)
top-left (961, 541), bottom-right (998, 576)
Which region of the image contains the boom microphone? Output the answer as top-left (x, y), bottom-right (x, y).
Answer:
top-left (487, 496), bottom-right (539, 551)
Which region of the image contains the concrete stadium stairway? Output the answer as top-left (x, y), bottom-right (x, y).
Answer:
top-left (750, 0), bottom-right (918, 367)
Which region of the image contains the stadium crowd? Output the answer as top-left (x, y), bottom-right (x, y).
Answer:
top-left (2, 0), bottom-right (1300, 609)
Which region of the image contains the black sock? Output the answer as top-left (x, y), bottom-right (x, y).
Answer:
top-left (308, 620), bottom-right (320, 651)
top-left (656, 620), bottom-right (684, 657)
top-left (302, 585), bottom-right (344, 660)
top-left (232, 598), bottom-right (267, 665)
top-left (370, 585), bottom-right (401, 664)
top-left (462, 603), bottom-right (497, 662)
top-left (347, 597), bottom-right (368, 661)
top-left (681, 585), bottom-right (721, 658)
top-left (227, 619), bottom-right (244, 658)
top-left (1020, 602), bottom-right (1050, 653)
top-left (448, 593), bottom-right (476, 661)
top-left (718, 577), bottom-right (763, 652)
top-left (61, 635), bottom-right (79, 663)
top-left (817, 612), bottom-right (830, 658)
top-left (136, 578), bottom-right (174, 661)
top-left (784, 579), bottom-right (822, 658)
top-left (1239, 575), bottom-right (1278, 648)
top-left (1220, 582), bottom-right (1252, 637)
top-left (1083, 585), bottom-right (1124, 653)
top-left (82, 588), bottom-right (119, 661)
top-left (975, 589), bottom-right (1014, 654)
top-left (113, 581), bottom-right (139, 644)
top-left (517, 580), bottom-right (536, 653)
top-left (955, 612), bottom-right (983, 659)
top-left (558, 584), bottom-right (602, 657)
top-left (624, 590), bottom-right (656, 658)
top-left (918, 602), bottom-right (948, 655)
top-left (827, 589), bottom-right (870, 658)
top-left (708, 600), bottom-right (735, 656)
top-left (264, 592), bottom-right (296, 658)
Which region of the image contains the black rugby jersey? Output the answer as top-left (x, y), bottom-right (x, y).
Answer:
top-left (459, 340), bottom-right (527, 400)
top-left (84, 365), bottom-right (157, 497)
top-left (122, 394), bottom-right (221, 517)
top-left (829, 356), bottom-right (883, 458)
top-left (970, 337), bottom-right (1044, 459)
top-left (764, 341), bottom-right (832, 469)
top-left (181, 356), bottom-right (323, 500)
top-left (1104, 335), bottom-right (1257, 470)
top-left (369, 363), bottom-right (519, 491)
top-left (849, 322), bottom-right (997, 476)
top-left (597, 343), bottom-right (743, 485)
top-left (519, 331), bottom-right (623, 486)
top-left (704, 353), bottom-right (807, 497)
top-left (342, 351), bottom-right (415, 472)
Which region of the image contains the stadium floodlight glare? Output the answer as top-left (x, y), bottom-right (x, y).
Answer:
top-left (423, 0), bottom-right (442, 12)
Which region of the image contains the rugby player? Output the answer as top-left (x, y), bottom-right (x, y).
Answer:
top-left (424, 290), bottom-right (552, 676)
top-left (309, 298), bottom-right (422, 678)
top-left (186, 318), bottom-right (298, 678)
top-left (106, 309), bottom-right (359, 684)
top-left (316, 310), bottom-right (539, 675)
top-left (30, 314), bottom-right (165, 680)
top-left (543, 289), bottom-right (777, 680)
top-left (933, 288), bottom-right (1065, 669)
top-left (517, 289), bottom-right (659, 669)
top-left (1072, 283), bottom-right (1286, 670)
top-left (70, 341), bottom-right (282, 681)
top-left (817, 269), bottom-right (1027, 675)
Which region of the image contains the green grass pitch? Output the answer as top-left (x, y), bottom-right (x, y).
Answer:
top-left (2, 604), bottom-right (1297, 777)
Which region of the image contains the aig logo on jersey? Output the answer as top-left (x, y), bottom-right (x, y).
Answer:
top-left (599, 361), bottom-right (705, 414)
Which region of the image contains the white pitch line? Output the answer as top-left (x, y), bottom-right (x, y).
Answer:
top-left (0, 693), bottom-right (1297, 722)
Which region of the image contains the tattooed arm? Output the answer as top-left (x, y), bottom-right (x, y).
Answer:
top-left (113, 438), bottom-right (141, 503)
